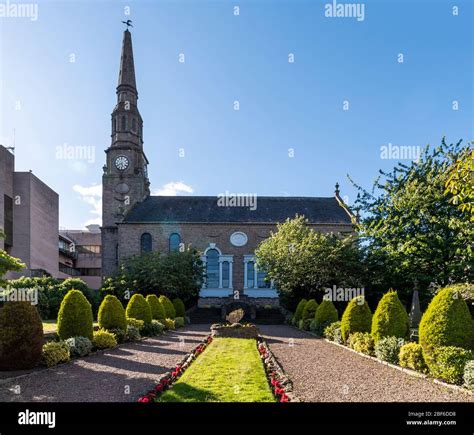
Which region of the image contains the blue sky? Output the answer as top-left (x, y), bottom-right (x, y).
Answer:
top-left (1, 0), bottom-right (472, 228)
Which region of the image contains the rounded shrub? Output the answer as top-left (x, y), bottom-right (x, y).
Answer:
top-left (419, 286), bottom-right (474, 367)
top-left (146, 295), bottom-right (166, 320)
top-left (0, 302), bottom-right (44, 370)
top-left (65, 336), bottom-right (93, 357)
top-left (42, 341), bottom-right (70, 367)
top-left (315, 300), bottom-right (339, 335)
top-left (163, 318), bottom-right (175, 330)
top-left (302, 299), bottom-right (318, 321)
top-left (159, 295), bottom-right (176, 319)
top-left (174, 317), bottom-right (185, 328)
top-left (374, 336), bottom-right (405, 364)
top-left (126, 294), bottom-right (152, 324)
top-left (294, 299), bottom-right (307, 322)
top-left (348, 332), bottom-right (375, 356)
top-left (172, 298), bottom-right (186, 318)
top-left (98, 295), bottom-right (127, 331)
top-left (463, 360), bottom-right (474, 390)
top-left (92, 329), bottom-right (118, 349)
top-left (427, 346), bottom-right (472, 385)
top-left (126, 325), bottom-right (141, 341)
top-left (324, 321), bottom-right (342, 343)
top-left (127, 318), bottom-right (145, 331)
top-left (57, 290), bottom-right (93, 340)
top-left (371, 290), bottom-right (409, 343)
top-left (340, 296), bottom-right (372, 342)
top-left (109, 328), bottom-right (126, 344)
top-left (399, 342), bottom-right (428, 373)
top-left (142, 320), bottom-right (165, 336)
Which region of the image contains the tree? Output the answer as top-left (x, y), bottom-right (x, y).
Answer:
top-left (101, 249), bottom-right (204, 306)
top-left (255, 215), bottom-right (362, 309)
top-left (445, 147), bottom-right (473, 221)
top-left (350, 138), bottom-right (473, 305)
top-left (0, 230), bottom-right (25, 286)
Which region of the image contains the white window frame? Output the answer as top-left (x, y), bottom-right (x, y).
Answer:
top-left (200, 244), bottom-right (233, 296)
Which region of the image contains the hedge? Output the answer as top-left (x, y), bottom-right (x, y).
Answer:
top-left (340, 296), bottom-right (372, 342)
top-left (98, 295), bottom-right (127, 331)
top-left (371, 290), bottom-right (409, 343)
top-left (57, 290), bottom-right (93, 340)
top-left (126, 294), bottom-right (152, 324)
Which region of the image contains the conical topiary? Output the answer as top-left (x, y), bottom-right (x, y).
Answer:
top-left (0, 302), bottom-right (44, 370)
top-left (98, 295), bottom-right (127, 331)
top-left (159, 295), bottom-right (176, 319)
top-left (172, 298), bottom-right (186, 318)
top-left (146, 294), bottom-right (166, 320)
top-left (315, 300), bottom-right (339, 333)
top-left (371, 290), bottom-right (409, 343)
top-left (57, 289), bottom-right (93, 340)
top-left (419, 286), bottom-right (474, 366)
top-left (340, 296), bottom-right (372, 342)
top-left (302, 299), bottom-right (318, 320)
top-left (294, 299), bottom-right (307, 322)
top-left (126, 294), bottom-right (152, 324)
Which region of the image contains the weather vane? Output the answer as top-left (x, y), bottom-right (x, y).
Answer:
top-left (122, 19), bottom-right (133, 29)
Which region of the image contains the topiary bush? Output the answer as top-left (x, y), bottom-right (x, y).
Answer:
top-left (419, 286), bottom-right (474, 367)
top-left (126, 325), bottom-right (141, 341)
top-left (399, 342), bottom-right (428, 373)
top-left (163, 318), bottom-right (175, 330)
top-left (371, 290), bottom-right (409, 343)
top-left (146, 295), bottom-right (166, 320)
top-left (174, 317), bottom-right (185, 328)
top-left (0, 302), bottom-right (44, 370)
top-left (294, 299), bottom-right (307, 322)
top-left (340, 296), bottom-right (372, 342)
top-left (315, 300), bottom-right (339, 335)
top-left (463, 360), bottom-right (474, 390)
top-left (92, 329), bottom-right (118, 349)
top-left (98, 295), bottom-right (126, 331)
top-left (374, 336), bottom-right (404, 364)
top-left (127, 318), bottom-right (145, 331)
top-left (159, 295), bottom-right (176, 319)
top-left (427, 346), bottom-right (472, 384)
top-left (126, 294), bottom-right (152, 324)
top-left (64, 336), bottom-right (93, 357)
top-left (348, 332), bottom-right (375, 356)
top-left (57, 290), bottom-right (93, 340)
top-left (42, 341), bottom-right (70, 367)
top-left (309, 319), bottom-right (318, 333)
top-left (142, 320), bottom-right (164, 336)
top-left (324, 321), bottom-right (342, 343)
top-left (109, 328), bottom-right (126, 344)
top-left (172, 298), bottom-right (186, 318)
top-left (302, 299), bottom-right (318, 321)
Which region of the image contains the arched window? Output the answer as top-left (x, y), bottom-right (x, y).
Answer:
top-left (121, 116), bottom-right (126, 131)
top-left (140, 233), bottom-right (152, 253)
top-left (206, 249), bottom-right (219, 288)
top-left (222, 261), bottom-right (230, 288)
top-left (169, 233), bottom-right (181, 252)
top-left (246, 261), bottom-right (255, 288)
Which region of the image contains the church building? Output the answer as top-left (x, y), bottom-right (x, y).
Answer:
top-left (101, 30), bottom-right (354, 309)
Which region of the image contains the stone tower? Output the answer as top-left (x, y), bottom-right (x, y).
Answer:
top-left (102, 29), bottom-right (150, 278)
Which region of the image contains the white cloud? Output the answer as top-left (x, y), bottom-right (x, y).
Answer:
top-left (153, 181), bottom-right (194, 196)
top-left (73, 184), bottom-right (102, 228)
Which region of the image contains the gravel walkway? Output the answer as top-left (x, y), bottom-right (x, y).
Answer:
top-left (259, 325), bottom-right (474, 402)
top-left (0, 325), bottom-right (210, 402)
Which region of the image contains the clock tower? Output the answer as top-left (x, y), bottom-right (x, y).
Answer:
top-left (102, 29), bottom-right (150, 278)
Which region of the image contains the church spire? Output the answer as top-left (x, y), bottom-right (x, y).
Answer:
top-left (117, 29), bottom-right (137, 94)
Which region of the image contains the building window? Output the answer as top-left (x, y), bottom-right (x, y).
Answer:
top-left (222, 261), bottom-right (230, 288)
top-left (140, 233), bottom-right (152, 253)
top-left (121, 116), bottom-right (126, 131)
top-left (169, 233), bottom-right (181, 252)
top-left (206, 249), bottom-right (219, 288)
top-left (113, 118), bottom-right (117, 133)
top-left (257, 270), bottom-right (270, 288)
top-left (246, 261), bottom-right (255, 288)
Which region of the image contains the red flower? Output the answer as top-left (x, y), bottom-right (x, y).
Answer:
top-left (138, 397), bottom-right (150, 403)
top-left (280, 394), bottom-right (289, 402)
top-left (155, 384), bottom-right (163, 392)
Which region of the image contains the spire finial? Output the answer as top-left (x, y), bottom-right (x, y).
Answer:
top-left (122, 19), bottom-right (133, 30)
top-left (335, 182), bottom-right (340, 196)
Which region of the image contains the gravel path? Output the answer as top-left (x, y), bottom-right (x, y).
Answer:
top-left (259, 325), bottom-right (474, 402)
top-left (0, 325), bottom-right (210, 402)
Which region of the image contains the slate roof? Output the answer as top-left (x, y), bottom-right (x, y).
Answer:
top-left (122, 196), bottom-right (352, 224)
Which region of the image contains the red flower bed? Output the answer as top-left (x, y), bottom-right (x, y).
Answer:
top-left (137, 335), bottom-right (213, 402)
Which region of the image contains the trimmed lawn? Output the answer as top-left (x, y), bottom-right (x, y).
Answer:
top-left (158, 338), bottom-right (275, 402)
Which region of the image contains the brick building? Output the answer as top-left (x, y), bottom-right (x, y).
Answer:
top-left (102, 30), bottom-right (353, 308)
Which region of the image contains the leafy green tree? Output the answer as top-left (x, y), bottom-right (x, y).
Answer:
top-left (101, 249), bottom-right (204, 306)
top-left (255, 216), bottom-right (362, 309)
top-left (0, 230), bottom-right (25, 286)
top-left (350, 138), bottom-right (473, 304)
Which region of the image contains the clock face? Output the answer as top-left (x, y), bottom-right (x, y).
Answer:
top-left (114, 155), bottom-right (130, 171)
